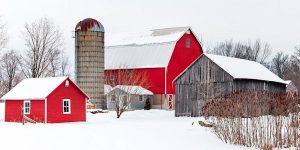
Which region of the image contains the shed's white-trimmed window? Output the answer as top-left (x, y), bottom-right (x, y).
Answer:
top-left (139, 95), bottom-right (144, 101)
top-left (24, 101), bottom-right (30, 114)
top-left (63, 99), bottom-right (71, 114)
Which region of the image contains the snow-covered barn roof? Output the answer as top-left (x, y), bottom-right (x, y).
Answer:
top-left (110, 85), bottom-right (153, 95)
top-left (105, 27), bottom-right (194, 70)
top-left (175, 53), bottom-right (286, 84)
top-left (1, 77), bottom-right (87, 100)
top-left (205, 54), bottom-right (286, 84)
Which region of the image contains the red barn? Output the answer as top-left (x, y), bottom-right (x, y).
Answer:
top-left (105, 27), bottom-right (203, 109)
top-left (1, 77), bottom-right (89, 123)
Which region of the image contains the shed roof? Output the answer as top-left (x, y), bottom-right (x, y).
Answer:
top-left (110, 85), bottom-right (153, 95)
top-left (1, 77), bottom-right (88, 100)
top-left (205, 54), bottom-right (286, 84)
top-left (105, 27), bottom-right (192, 70)
top-left (174, 54), bottom-right (286, 84)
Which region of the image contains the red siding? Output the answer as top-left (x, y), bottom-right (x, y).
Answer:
top-left (5, 100), bottom-right (45, 122)
top-left (46, 79), bottom-right (86, 123)
top-left (166, 32), bottom-right (203, 94)
top-left (105, 68), bottom-right (165, 94)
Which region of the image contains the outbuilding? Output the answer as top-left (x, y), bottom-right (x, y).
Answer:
top-left (106, 85), bottom-right (153, 110)
top-left (1, 77), bottom-right (89, 123)
top-left (174, 54), bottom-right (287, 117)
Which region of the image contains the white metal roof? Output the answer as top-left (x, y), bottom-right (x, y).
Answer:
top-left (205, 54), bottom-right (286, 84)
top-left (105, 27), bottom-right (191, 70)
top-left (110, 85), bottom-right (153, 95)
top-left (2, 77), bottom-right (68, 100)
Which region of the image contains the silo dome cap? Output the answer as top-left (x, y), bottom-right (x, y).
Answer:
top-left (75, 18), bottom-right (104, 32)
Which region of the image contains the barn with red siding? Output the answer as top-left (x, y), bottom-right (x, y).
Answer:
top-left (1, 77), bottom-right (89, 123)
top-left (105, 27), bottom-right (203, 109)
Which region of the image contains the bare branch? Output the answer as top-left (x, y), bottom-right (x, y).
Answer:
top-left (106, 67), bottom-right (150, 118)
top-left (0, 16), bottom-right (7, 51)
top-left (209, 39), bottom-right (272, 65)
top-left (20, 17), bottom-right (64, 78)
top-left (0, 50), bottom-right (22, 96)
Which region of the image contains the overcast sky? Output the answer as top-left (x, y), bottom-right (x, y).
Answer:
top-left (1, 0), bottom-right (300, 70)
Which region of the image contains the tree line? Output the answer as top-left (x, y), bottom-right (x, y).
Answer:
top-left (207, 40), bottom-right (300, 90)
top-left (0, 17), bottom-right (70, 97)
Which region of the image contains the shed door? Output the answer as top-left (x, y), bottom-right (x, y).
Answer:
top-left (167, 94), bottom-right (174, 109)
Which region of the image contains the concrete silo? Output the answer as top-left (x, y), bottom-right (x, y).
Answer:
top-left (75, 18), bottom-right (105, 109)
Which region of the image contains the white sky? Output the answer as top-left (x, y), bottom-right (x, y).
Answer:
top-left (1, 0), bottom-right (300, 71)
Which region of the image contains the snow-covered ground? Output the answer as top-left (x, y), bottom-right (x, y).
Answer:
top-left (0, 103), bottom-right (251, 150)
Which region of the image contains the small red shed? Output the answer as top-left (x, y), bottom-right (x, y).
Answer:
top-left (1, 77), bottom-right (89, 123)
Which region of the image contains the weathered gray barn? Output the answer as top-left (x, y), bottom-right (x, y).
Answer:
top-left (174, 54), bottom-right (287, 117)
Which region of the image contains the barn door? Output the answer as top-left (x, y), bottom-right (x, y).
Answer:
top-left (167, 94), bottom-right (174, 109)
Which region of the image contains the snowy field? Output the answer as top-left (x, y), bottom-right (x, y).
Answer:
top-left (0, 103), bottom-right (252, 150)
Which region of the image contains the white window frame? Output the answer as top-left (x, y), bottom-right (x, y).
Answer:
top-left (24, 100), bottom-right (30, 115)
top-left (63, 99), bottom-right (71, 114)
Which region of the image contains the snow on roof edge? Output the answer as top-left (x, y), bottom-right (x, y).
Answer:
top-left (174, 53), bottom-right (287, 85)
top-left (109, 85), bottom-right (153, 95)
top-left (205, 54), bottom-right (287, 84)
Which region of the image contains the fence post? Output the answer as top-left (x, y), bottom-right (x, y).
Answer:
top-left (21, 106), bottom-right (24, 125)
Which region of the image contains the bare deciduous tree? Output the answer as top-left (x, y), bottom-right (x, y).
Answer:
top-left (271, 52), bottom-right (289, 78)
top-left (292, 45), bottom-right (300, 64)
top-left (106, 68), bottom-right (150, 118)
top-left (285, 46), bottom-right (300, 90)
top-left (60, 51), bottom-right (70, 76)
top-left (209, 39), bottom-right (271, 65)
top-left (20, 17), bottom-right (64, 78)
top-left (0, 50), bottom-right (22, 96)
top-left (0, 16), bottom-right (7, 51)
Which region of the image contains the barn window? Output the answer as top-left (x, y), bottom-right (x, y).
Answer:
top-left (65, 80), bottom-right (69, 88)
top-left (24, 101), bottom-right (30, 115)
top-left (139, 95), bottom-right (144, 101)
top-left (63, 99), bottom-right (71, 114)
top-left (110, 75), bottom-right (115, 83)
top-left (186, 38), bottom-right (190, 48)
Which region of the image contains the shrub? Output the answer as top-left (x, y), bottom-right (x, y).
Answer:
top-left (144, 98), bottom-right (151, 110)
